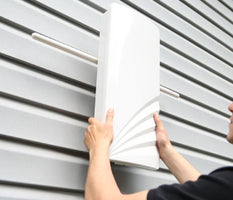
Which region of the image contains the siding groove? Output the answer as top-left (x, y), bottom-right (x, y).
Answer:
top-left (1, 17), bottom-right (34, 35)
top-left (181, 0), bottom-right (233, 37)
top-left (155, 0), bottom-right (233, 52)
top-left (161, 40), bottom-right (233, 84)
top-left (160, 66), bottom-right (231, 116)
top-left (0, 58), bottom-right (95, 117)
top-left (150, 0), bottom-right (233, 67)
top-left (0, 23), bottom-right (97, 87)
top-left (202, 0), bottom-right (233, 24)
top-left (219, 0), bottom-right (233, 12)
top-left (0, 0), bottom-right (98, 56)
top-left (1, 55), bottom-right (95, 92)
top-left (79, 0), bottom-right (106, 13)
top-left (0, 181), bottom-right (84, 200)
top-left (25, 0), bottom-right (100, 35)
top-left (0, 96), bottom-right (88, 151)
top-left (160, 114), bottom-right (233, 159)
top-left (160, 44), bottom-right (233, 100)
top-left (1, 0), bottom-right (233, 199)
top-left (120, 0), bottom-right (233, 82)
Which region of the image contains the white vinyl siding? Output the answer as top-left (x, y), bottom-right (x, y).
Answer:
top-left (0, 0), bottom-right (233, 199)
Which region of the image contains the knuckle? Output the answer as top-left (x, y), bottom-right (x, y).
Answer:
top-left (87, 126), bottom-right (91, 132)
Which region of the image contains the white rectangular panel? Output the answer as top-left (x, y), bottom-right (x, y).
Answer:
top-left (95, 3), bottom-right (160, 170)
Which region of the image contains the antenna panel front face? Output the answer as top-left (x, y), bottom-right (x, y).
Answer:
top-left (95, 3), bottom-right (160, 170)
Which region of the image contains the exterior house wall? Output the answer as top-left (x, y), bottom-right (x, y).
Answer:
top-left (0, 0), bottom-right (233, 199)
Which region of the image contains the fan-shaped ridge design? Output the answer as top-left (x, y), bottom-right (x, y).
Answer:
top-left (110, 100), bottom-right (160, 169)
top-left (111, 98), bottom-right (158, 149)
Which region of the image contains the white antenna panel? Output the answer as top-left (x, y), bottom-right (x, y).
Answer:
top-left (95, 3), bottom-right (160, 170)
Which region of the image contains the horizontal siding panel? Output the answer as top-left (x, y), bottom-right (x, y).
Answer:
top-left (1, 0), bottom-right (233, 198)
top-left (175, 146), bottom-right (233, 174)
top-left (161, 46), bottom-right (233, 100)
top-left (30, 0), bottom-right (101, 31)
top-left (160, 93), bottom-right (229, 134)
top-left (161, 67), bottom-right (231, 116)
top-left (159, 22), bottom-right (233, 82)
top-left (0, 144), bottom-right (176, 192)
top-left (0, 0), bottom-right (98, 56)
top-left (1, 58), bottom-right (229, 141)
top-left (3, 94), bottom-right (232, 175)
top-left (0, 59), bottom-right (94, 117)
top-left (0, 148), bottom-right (88, 190)
top-left (220, 0), bottom-right (233, 10)
top-left (160, 0), bottom-right (233, 50)
top-left (0, 185), bottom-right (83, 200)
top-left (185, 0), bottom-right (233, 36)
top-left (161, 115), bottom-right (233, 160)
top-left (0, 96), bottom-right (87, 152)
top-left (124, 0), bottom-right (233, 81)
top-left (1, 142), bottom-right (231, 193)
top-left (204, 0), bottom-right (233, 24)
top-left (0, 24), bottom-right (97, 87)
top-left (113, 167), bottom-right (176, 193)
top-left (149, 0), bottom-right (233, 65)
top-left (3, 25), bottom-right (231, 121)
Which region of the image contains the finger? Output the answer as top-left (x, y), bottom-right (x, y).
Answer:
top-left (87, 125), bottom-right (91, 133)
top-left (84, 132), bottom-right (90, 151)
top-left (85, 127), bottom-right (92, 140)
top-left (84, 131), bottom-right (88, 138)
top-left (153, 113), bottom-right (164, 129)
top-left (88, 117), bottom-right (96, 125)
top-left (106, 108), bottom-right (114, 124)
top-left (84, 131), bottom-right (88, 141)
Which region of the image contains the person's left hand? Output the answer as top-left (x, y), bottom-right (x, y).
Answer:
top-left (84, 109), bottom-right (114, 153)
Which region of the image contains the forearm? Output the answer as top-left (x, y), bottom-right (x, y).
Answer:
top-left (161, 145), bottom-right (201, 184)
top-left (84, 110), bottom-right (149, 200)
top-left (85, 145), bottom-right (123, 200)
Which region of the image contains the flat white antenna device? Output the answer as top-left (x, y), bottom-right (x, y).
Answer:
top-left (95, 3), bottom-right (160, 170)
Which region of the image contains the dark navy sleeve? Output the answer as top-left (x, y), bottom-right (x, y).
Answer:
top-left (147, 167), bottom-right (233, 200)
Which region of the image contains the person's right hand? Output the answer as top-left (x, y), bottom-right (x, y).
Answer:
top-left (153, 113), bottom-right (173, 159)
top-left (84, 109), bottom-right (114, 153)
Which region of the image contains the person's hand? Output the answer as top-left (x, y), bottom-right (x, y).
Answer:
top-left (84, 109), bottom-right (114, 153)
top-left (153, 113), bottom-right (173, 159)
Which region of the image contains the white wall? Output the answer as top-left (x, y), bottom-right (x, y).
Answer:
top-left (0, 0), bottom-right (233, 199)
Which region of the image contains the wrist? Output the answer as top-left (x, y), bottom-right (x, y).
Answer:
top-left (89, 142), bottom-right (110, 157)
top-left (159, 144), bottom-right (175, 161)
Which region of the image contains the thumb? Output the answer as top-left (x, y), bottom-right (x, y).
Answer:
top-left (153, 113), bottom-right (163, 129)
top-left (106, 108), bottom-right (114, 124)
